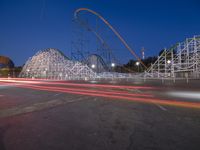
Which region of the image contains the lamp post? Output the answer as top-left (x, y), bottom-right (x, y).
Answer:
top-left (111, 63), bottom-right (115, 67)
top-left (136, 61), bottom-right (140, 72)
top-left (167, 60), bottom-right (171, 64)
top-left (167, 60), bottom-right (172, 77)
top-left (91, 64), bottom-right (96, 69)
top-left (111, 63), bottom-right (115, 72)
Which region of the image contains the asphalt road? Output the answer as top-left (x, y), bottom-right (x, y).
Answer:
top-left (0, 78), bottom-right (200, 150)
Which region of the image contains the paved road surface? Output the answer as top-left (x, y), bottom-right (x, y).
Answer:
top-left (0, 78), bottom-right (200, 150)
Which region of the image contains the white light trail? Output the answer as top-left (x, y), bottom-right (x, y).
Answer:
top-left (167, 91), bottom-right (200, 100)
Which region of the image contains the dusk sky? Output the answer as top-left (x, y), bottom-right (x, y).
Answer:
top-left (0, 0), bottom-right (200, 66)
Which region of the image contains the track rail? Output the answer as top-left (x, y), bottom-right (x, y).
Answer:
top-left (74, 8), bottom-right (147, 69)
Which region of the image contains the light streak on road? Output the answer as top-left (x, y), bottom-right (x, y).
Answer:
top-left (14, 84), bottom-right (154, 98)
top-left (0, 78), bottom-right (156, 90)
top-left (17, 84), bottom-right (200, 109)
top-left (0, 79), bottom-right (155, 98)
top-left (1, 79), bottom-right (200, 109)
top-left (167, 91), bottom-right (200, 100)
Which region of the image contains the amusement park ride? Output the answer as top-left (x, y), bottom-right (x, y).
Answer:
top-left (146, 35), bottom-right (200, 78)
top-left (20, 8), bottom-right (200, 80)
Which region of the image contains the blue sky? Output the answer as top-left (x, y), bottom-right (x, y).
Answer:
top-left (0, 0), bottom-right (200, 66)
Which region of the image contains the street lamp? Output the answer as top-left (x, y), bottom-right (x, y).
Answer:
top-left (136, 61), bottom-right (140, 72)
top-left (111, 63), bottom-right (115, 67)
top-left (136, 62), bottom-right (140, 66)
top-left (167, 60), bottom-right (171, 64)
top-left (111, 63), bottom-right (115, 72)
top-left (91, 64), bottom-right (95, 69)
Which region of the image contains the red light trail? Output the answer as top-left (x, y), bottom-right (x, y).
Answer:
top-left (0, 78), bottom-right (156, 90)
top-left (1, 79), bottom-right (200, 109)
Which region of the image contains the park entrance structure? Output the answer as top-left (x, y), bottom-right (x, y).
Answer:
top-left (19, 48), bottom-right (96, 80)
top-left (146, 35), bottom-right (200, 79)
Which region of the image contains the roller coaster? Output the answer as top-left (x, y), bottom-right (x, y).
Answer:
top-left (73, 8), bottom-right (147, 70)
top-left (20, 8), bottom-right (200, 80)
top-left (73, 8), bottom-right (200, 79)
top-left (146, 35), bottom-right (200, 79)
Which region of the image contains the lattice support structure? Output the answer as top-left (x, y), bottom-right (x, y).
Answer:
top-left (146, 35), bottom-right (200, 78)
top-left (19, 48), bottom-right (96, 80)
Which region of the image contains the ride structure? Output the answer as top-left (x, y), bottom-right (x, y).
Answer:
top-left (19, 8), bottom-right (200, 80)
top-left (73, 8), bottom-right (147, 71)
top-left (19, 48), bottom-right (96, 80)
top-left (146, 35), bottom-right (200, 79)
